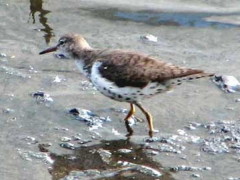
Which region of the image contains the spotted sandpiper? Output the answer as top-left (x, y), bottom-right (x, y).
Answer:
top-left (39, 33), bottom-right (214, 137)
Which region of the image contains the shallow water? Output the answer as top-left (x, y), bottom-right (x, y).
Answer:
top-left (1, 0), bottom-right (240, 180)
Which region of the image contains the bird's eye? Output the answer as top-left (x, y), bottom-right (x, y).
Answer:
top-left (59, 39), bottom-right (65, 45)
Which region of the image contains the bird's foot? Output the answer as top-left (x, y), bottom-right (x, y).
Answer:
top-left (148, 129), bottom-right (159, 139)
top-left (146, 129), bottom-right (160, 142)
top-left (125, 121), bottom-right (134, 137)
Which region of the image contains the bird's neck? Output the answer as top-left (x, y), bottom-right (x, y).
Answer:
top-left (73, 48), bottom-right (101, 77)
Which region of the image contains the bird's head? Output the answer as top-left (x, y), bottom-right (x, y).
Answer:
top-left (39, 33), bottom-right (92, 59)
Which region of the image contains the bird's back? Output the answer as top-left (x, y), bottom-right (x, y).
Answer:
top-left (92, 50), bottom-right (207, 88)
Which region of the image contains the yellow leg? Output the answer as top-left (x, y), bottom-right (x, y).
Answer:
top-left (124, 103), bottom-right (135, 136)
top-left (135, 103), bottom-right (154, 137)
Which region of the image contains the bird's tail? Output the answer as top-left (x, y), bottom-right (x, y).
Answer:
top-left (184, 72), bottom-right (215, 81)
top-left (167, 72), bottom-right (214, 87)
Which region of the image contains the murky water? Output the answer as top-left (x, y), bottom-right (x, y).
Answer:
top-left (48, 139), bottom-right (173, 180)
top-left (1, 0), bottom-right (240, 180)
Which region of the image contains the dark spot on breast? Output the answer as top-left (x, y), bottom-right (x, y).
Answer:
top-left (150, 86), bottom-right (156, 89)
top-left (139, 93), bottom-right (144, 96)
top-left (118, 95), bottom-right (122, 98)
top-left (109, 87), bottom-right (113, 89)
top-left (171, 82), bottom-right (175, 84)
top-left (196, 76), bottom-right (201, 79)
top-left (103, 87), bottom-right (107, 90)
top-left (177, 79), bottom-right (181, 82)
top-left (177, 82), bottom-right (182, 85)
top-left (125, 97), bottom-right (131, 101)
top-left (157, 89), bottom-right (162, 92)
top-left (137, 90), bottom-right (141, 93)
top-left (108, 90), bottom-right (112, 94)
top-left (188, 77), bottom-right (193, 80)
top-left (132, 93), bottom-right (136, 95)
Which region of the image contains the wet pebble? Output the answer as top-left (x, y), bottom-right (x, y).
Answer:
top-left (185, 120), bottom-right (240, 154)
top-left (112, 128), bottom-right (121, 135)
top-left (28, 65), bottom-right (38, 73)
top-left (54, 127), bottom-right (69, 131)
top-left (17, 149), bottom-right (54, 164)
top-left (1, 66), bottom-right (31, 78)
top-left (69, 108), bottom-right (111, 129)
top-left (60, 142), bottom-right (76, 150)
top-left (79, 80), bottom-right (96, 91)
top-left (177, 129), bottom-right (187, 135)
top-left (145, 136), bottom-right (184, 154)
top-left (38, 143), bottom-right (52, 152)
top-left (146, 150), bottom-right (159, 156)
top-left (191, 173), bottom-right (200, 178)
top-left (53, 75), bottom-right (64, 83)
top-left (202, 140), bottom-right (229, 154)
top-left (77, 139), bottom-right (92, 144)
top-left (110, 107), bottom-right (128, 114)
top-left (140, 34), bottom-right (158, 43)
top-left (145, 137), bottom-right (161, 143)
top-left (185, 123), bottom-right (197, 130)
top-left (23, 136), bottom-right (38, 144)
top-left (118, 149), bottom-right (132, 153)
top-left (169, 165), bottom-right (211, 172)
top-left (230, 143), bottom-right (240, 149)
top-left (69, 108), bottom-right (79, 116)
top-left (32, 91), bottom-right (53, 103)
top-left (2, 108), bottom-right (14, 114)
top-left (0, 52), bottom-right (7, 57)
top-left (118, 161), bottom-right (162, 177)
top-left (97, 149), bottom-right (112, 163)
top-left (60, 137), bottom-right (72, 142)
top-left (72, 135), bottom-right (82, 141)
top-left (60, 170), bottom-right (100, 180)
top-left (158, 144), bottom-right (181, 154)
top-left (213, 75), bottom-right (240, 93)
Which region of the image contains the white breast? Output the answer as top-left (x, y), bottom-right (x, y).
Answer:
top-left (75, 60), bottom-right (89, 77)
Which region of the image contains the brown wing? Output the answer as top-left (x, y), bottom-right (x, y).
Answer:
top-left (97, 51), bottom-right (204, 88)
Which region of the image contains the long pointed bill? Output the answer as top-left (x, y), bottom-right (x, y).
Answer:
top-left (39, 46), bottom-right (58, 55)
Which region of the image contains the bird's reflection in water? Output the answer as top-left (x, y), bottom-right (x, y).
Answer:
top-left (43, 139), bottom-right (174, 180)
top-left (29, 0), bottom-right (54, 44)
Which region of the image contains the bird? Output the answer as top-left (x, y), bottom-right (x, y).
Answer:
top-left (39, 33), bottom-right (214, 137)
